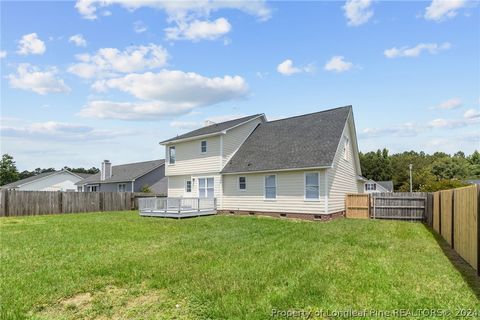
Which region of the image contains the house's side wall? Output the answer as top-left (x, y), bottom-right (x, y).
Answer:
top-left (165, 136), bottom-right (221, 176)
top-left (18, 172), bottom-right (81, 191)
top-left (134, 165), bottom-right (165, 192)
top-left (327, 117), bottom-right (362, 213)
top-left (222, 118), bottom-right (263, 167)
top-left (221, 170), bottom-right (327, 214)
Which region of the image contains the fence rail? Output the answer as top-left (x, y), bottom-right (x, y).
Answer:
top-left (371, 192), bottom-right (430, 221)
top-left (138, 197), bottom-right (216, 213)
top-left (0, 190), bottom-right (165, 217)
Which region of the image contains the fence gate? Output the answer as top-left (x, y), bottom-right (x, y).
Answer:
top-left (345, 194), bottom-right (370, 219)
top-left (371, 192), bottom-right (429, 221)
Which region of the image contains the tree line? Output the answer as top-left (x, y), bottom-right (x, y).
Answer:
top-left (359, 149), bottom-right (480, 192)
top-left (0, 154), bottom-right (99, 186)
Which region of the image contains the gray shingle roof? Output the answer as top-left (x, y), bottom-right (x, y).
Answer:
top-left (160, 114), bottom-right (264, 144)
top-left (376, 181), bottom-right (394, 192)
top-left (222, 106), bottom-right (352, 174)
top-left (1, 170), bottom-right (91, 189)
top-left (76, 160), bottom-right (165, 185)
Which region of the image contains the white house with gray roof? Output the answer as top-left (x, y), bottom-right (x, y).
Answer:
top-left (76, 159), bottom-right (166, 194)
top-left (161, 106), bottom-right (364, 219)
top-left (1, 169), bottom-right (91, 191)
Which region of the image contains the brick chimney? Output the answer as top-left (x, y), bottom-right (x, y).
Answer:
top-left (101, 160), bottom-right (112, 181)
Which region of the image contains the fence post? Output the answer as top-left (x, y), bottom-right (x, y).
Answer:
top-left (178, 198), bottom-right (181, 214)
top-left (198, 198), bottom-right (200, 212)
top-left (99, 192), bottom-right (104, 212)
top-left (477, 184), bottom-right (479, 276)
top-left (438, 191), bottom-right (442, 235)
top-left (451, 190), bottom-right (455, 249)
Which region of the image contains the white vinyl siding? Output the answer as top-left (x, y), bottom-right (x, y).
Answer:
top-left (165, 136), bottom-right (221, 175)
top-left (222, 170), bottom-right (327, 214)
top-left (15, 171), bottom-right (84, 192)
top-left (305, 172), bottom-right (320, 200)
top-left (327, 117), bottom-right (361, 213)
top-left (222, 117), bottom-right (263, 166)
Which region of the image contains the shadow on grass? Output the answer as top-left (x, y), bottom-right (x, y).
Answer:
top-left (424, 225), bottom-right (480, 299)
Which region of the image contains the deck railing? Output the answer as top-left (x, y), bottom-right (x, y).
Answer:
top-left (138, 197), bottom-right (216, 214)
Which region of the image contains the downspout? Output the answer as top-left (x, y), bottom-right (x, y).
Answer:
top-left (132, 180), bottom-right (135, 192)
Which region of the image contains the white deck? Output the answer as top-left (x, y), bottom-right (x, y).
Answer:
top-left (138, 197), bottom-right (216, 219)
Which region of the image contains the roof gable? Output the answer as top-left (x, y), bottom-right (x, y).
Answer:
top-left (222, 106), bottom-right (352, 174)
top-left (1, 170), bottom-right (89, 189)
top-left (160, 114), bottom-right (265, 144)
top-left (76, 159), bottom-right (164, 185)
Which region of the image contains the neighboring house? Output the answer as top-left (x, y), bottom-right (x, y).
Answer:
top-left (1, 169), bottom-right (91, 191)
top-left (76, 160), bottom-right (166, 194)
top-left (161, 106), bottom-right (364, 219)
top-left (465, 179), bottom-right (480, 185)
top-left (363, 180), bottom-right (394, 193)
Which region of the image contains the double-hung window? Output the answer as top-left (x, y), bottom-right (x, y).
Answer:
top-left (365, 183), bottom-right (376, 191)
top-left (264, 175), bottom-right (276, 199)
top-left (185, 180), bottom-right (192, 193)
top-left (118, 183), bottom-right (126, 192)
top-left (201, 140), bottom-right (207, 153)
top-left (168, 146), bottom-right (176, 164)
top-left (305, 173), bottom-right (320, 200)
top-left (199, 178), bottom-right (214, 198)
top-left (239, 177), bottom-right (246, 191)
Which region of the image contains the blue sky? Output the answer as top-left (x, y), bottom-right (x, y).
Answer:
top-left (1, 0), bottom-right (479, 171)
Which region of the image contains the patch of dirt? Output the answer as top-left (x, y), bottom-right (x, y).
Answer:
top-left (60, 292), bottom-right (92, 308)
top-left (33, 283), bottom-right (196, 320)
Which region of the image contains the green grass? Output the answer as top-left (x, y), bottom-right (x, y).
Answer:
top-left (1, 212), bottom-right (478, 319)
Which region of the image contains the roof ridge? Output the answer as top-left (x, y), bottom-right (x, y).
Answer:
top-left (203, 113), bottom-right (263, 129)
top-left (266, 105), bottom-right (352, 124)
top-left (112, 159), bottom-right (164, 167)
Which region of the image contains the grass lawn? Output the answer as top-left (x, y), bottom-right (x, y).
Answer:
top-left (1, 212), bottom-right (479, 319)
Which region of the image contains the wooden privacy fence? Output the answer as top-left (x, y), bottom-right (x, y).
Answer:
top-left (432, 185), bottom-right (479, 274)
top-left (371, 192), bottom-right (432, 221)
top-left (345, 194), bottom-right (370, 219)
top-left (0, 190), bottom-right (165, 217)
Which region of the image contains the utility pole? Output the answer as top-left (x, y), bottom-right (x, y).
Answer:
top-left (409, 164), bottom-right (413, 193)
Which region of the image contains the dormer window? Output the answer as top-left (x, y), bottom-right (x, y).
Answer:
top-left (168, 146), bottom-right (176, 164)
top-left (201, 140), bottom-right (207, 153)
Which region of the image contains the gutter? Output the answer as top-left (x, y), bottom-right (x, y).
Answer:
top-left (221, 165), bottom-right (334, 175)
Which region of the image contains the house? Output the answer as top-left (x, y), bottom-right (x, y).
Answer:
top-left (76, 160), bottom-right (166, 194)
top-left (160, 106), bottom-right (364, 219)
top-left (1, 169), bottom-right (91, 191)
top-left (363, 180), bottom-right (394, 193)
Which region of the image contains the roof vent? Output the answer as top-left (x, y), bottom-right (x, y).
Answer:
top-left (204, 120), bottom-right (216, 127)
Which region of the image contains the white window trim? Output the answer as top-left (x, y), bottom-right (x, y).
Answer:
top-left (200, 140), bottom-right (207, 154)
top-left (168, 145), bottom-right (176, 165)
top-left (238, 176), bottom-right (247, 192)
top-left (197, 176), bottom-right (215, 199)
top-left (88, 184), bottom-right (99, 192)
top-left (343, 136), bottom-right (349, 161)
top-left (304, 172), bottom-right (321, 201)
top-left (117, 183), bottom-right (127, 192)
top-left (263, 174), bottom-right (277, 201)
top-left (365, 183), bottom-right (376, 191)
top-left (185, 179), bottom-right (192, 193)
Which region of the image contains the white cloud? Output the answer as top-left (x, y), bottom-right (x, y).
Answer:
top-left (424, 0), bottom-right (466, 21)
top-left (1, 120), bottom-right (127, 141)
top-left (82, 70), bottom-right (248, 120)
top-left (324, 56), bottom-right (353, 72)
top-left (165, 17), bottom-right (231, 41)
top-left (91, 70), bottom-right (248, 101)
top-left (343, 0), bottom-right (373, 26)
top-left (384, 42), bottom-right (451, 58)
top-left (359, 122), bottom-right (422, 138)
top-left (431, 97), bottom-right (463, 110)
top-left (17, 33), bottom-right (46, 55)
top-left (277, 59), bottom-right (314, 76)
top-left (8, 64), bottom-right (71, 95)
top-left (68, 44), bottom-right (168, 78)
top-left (133, 21), bottom-right (148, 33)
top-left (464, 108), bottom-right (480, 119)
top-left (428, 116), bottom-right (479, 129)
top-left (170, 121), bottom-right (201, 130)
top-left (69, 34), bottom-right (87, 47)
top-left (75, 0), bottom-right (270, 41)
top-left (0, 50), bottom-right (6, 58)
